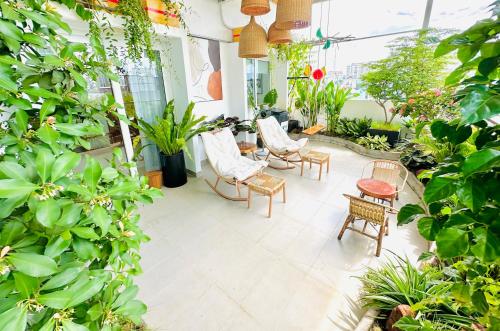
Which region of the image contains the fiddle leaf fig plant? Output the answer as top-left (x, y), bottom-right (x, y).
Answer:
top-left (0, 1), bottom-right (161, 329)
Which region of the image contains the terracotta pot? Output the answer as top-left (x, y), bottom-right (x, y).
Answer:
top-left (146, 170), bottom-right (162, 189)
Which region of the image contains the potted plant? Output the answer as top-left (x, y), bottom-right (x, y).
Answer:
top-left (368, 121), bottom-right (401, 146)
top-left (322, 81), bottom-right (356, 135)
top-left (137, 100), bottom-right (209, 188)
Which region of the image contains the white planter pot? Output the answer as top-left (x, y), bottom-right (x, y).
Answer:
top-left (247, 132), bottom-right (257, 144)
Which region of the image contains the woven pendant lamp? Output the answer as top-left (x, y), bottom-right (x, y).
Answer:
top-left (268, 22), bottom-right (292, 44)
top-left (238, 16), bottom-right (268, 58)
top-left (241, 0), bottom-right (271, 16)
top-left (275, 0), bottom-right (312, 30)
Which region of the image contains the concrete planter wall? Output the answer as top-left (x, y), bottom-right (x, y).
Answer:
top-left (290, 133), bottom-right (402, 161)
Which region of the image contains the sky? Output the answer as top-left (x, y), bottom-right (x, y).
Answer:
top-left (292, 0), bottom-right (494, 72)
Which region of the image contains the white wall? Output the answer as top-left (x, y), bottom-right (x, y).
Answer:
top-left (341, 100), bottom-right (402, 124)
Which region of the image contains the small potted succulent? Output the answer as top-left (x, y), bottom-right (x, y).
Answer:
top-left (137, 100), bottom-right (209, 188)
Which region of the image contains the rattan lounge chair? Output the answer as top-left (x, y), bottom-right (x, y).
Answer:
top-left (256, 116), bottom-right (308, 170)
top-left (337, 194), bottom-right (398, 257)
top-left (359, 160), bottom-right (409, 206)
top-left (200, 128), bottom-right (268, 201)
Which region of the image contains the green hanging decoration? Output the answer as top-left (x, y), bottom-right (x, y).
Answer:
top-left (323, 39), bottom-right (331, 49)
top-left (316, 28), bottom-right (324, 39)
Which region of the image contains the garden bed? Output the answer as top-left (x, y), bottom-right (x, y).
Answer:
top-left (289, 133), bottom-right (401, 161)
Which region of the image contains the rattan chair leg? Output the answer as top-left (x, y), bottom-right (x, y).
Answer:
top-left (268, 195), bottom-right (273, 218)
top-left (385, 218), bottom-right (389, 236)
top-left (338, 214), bottom-right (353, 240)
top-left (376, 223), bottom-right (385, 257)
top-left (247, 188), bottom-right (252, 209)
top-left (282, 184), bottom-right (286, 203)
top-left (362, 220), bottom-right (368, 233)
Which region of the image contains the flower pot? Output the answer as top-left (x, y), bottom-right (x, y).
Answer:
top-left (368, 128), bottom-right (400, 146)
top-left (160, 150), bottom-right (187, 188)
top-left (247, 132), bottom-right (257, 144)
top-left (288, 119), bottom-right (299, 133)
top-left (145, 170), bottom-right (162, 189)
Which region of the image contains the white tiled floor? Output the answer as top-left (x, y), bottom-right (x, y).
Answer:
top-left (136, 142), bottom-right (427, 331)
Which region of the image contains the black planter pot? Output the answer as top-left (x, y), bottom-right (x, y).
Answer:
top-left (160, 150), bottom-right (188, 188)
top-left (257, 136), bottom-right (264, 148)
top-left (368, 128), bottom-right (400, 146)
top-left (288, 119), bottom-right (299, 133)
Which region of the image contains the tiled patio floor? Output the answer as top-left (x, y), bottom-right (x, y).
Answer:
top-left (136, 141), bottom-right (427, 331)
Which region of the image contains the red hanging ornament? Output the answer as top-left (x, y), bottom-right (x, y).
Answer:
top-left (312, 68), bottom-right (324, 81)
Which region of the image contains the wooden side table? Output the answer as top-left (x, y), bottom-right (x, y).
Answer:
top-left (301, 150), bottom-right (330, 180)
top-left (247, 173), bottom-right (286, 218)
top-left (237, 141), bottom-right (257, 160)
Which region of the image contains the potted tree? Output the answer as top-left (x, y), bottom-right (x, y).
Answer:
top-left (137, 100), bottom-right (209, 188)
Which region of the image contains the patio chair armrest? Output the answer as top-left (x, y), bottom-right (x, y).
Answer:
top-left (342, 193), bottom-right (399, 213)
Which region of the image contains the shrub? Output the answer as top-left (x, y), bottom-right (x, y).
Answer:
top-left (335, 117), bottom-right (372, 138)
top-left (357, 134), bottom-right (391, 151)
top-left (370, 121), bottom-right (401, 131)
top-left (0, 1), bottom-right (161, 329)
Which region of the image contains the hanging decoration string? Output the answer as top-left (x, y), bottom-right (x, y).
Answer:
top-left (317, 1), bottom-right (323, 68)
top-left (325, 0), bottom-right (332, 67)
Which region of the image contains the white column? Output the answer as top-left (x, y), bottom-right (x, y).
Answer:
top-left (110, 80), bottom-right (138, 176)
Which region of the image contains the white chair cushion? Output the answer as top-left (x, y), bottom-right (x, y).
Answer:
top-left (257, 117), bottom-right (308, 153)
top-left (201, 128), bottom-right (267, 181)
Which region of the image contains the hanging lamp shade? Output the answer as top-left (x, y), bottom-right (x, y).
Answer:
top-left (241, 0), bottom-right (271, 16)
top-left (238, 16), bottom-right (268, 58)
top-left (275, 0), bottom-right (312, 30)
top-left (268, 22), bottom-right (292, 44)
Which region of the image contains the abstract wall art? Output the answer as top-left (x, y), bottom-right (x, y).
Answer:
top-left (189, 37), bottom-right (223, 102)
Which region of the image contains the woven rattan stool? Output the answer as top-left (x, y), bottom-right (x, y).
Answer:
top-left (301, 150), bottom-right (330, 180)
top-left (247, 173), bottom-right (286, 218)
top-left (337, 194), bottom-right (398, 256)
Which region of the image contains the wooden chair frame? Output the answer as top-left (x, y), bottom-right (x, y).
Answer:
top-left (337, 194), bottom-right (399, 257)
top-left (256, 121), bottom-right (304, 170)
top-left (360, 160), bottom-right (409, 205)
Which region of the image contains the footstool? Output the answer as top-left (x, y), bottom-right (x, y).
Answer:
top-left (301, 150), bottom-right (330, 180)
top-left (247, 173), bottom-right (286, 218)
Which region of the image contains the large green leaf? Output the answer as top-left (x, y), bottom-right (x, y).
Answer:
top-left (37, 124), bottom-right (60, 146)
top-left (38, 291), bottom-right (72, 309)
top-left (0, 306), bottom-right (27, 331)
top-left (0, 221), bottom-right (25, 246)
top-left (423, 176), bottom-right (457, 203)
top-left (62, 320), bottom-right (90, 331)
top-left (460, 89), bottom-right (500, 124)
top-left (41, 267), bottom-right (82, 291)
top-left (112, 285), bottom-right (139, 309)
top-left (36, 199), bottom-right (61, 228)
top-left (397, 204), bottom-right (425, 225)
top-left (0, 179), bottom-right (38, 198)
top-left (417, 217), bottom-right (440, 241)
top-left (0, 71), bottom-right (17, 93)
top-left (0, 162), bottom-right (28, 180)
top-left (83, 157), bottom-right (101, 194)
top-left (435, 228), bottom-right (469, 258)
top-left (36, 149), bottom-right (55, 183)
top-left (66, 277), bottom-right (105, 307)
top-left (456, 178), bottom-right (485, 212)
top-left (44, 236), bottom-right (71, 258)
top-left (13, 272), bottom-right (39, 299)
top-left (51, 152), bottom-right (81, 181)
top-left (71, 227), bottom-right (99, 241)
top-left (470, 228), bottom-right (499, 262)
top-left (7, 253), bottom-right (57, 277)
top-left (23, 87), bottom-right (62, 101)
top-left (462, 148), bottom-right (500, 177)
top-left (0, 20), bottom-right (23, 41)
top-left (91, 206), bottom-right (111, 236)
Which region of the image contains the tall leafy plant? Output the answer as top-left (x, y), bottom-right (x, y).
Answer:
top-left (137, 100), bottom-right (209, 156)
top-left (323, 82), bottom-right (355, 133)
top-left (397, 3), bottom-right (500, 328)
top-left (294, 79), bottom-right (323, 128)
top-left (0, 1), bottom-right (161, 329)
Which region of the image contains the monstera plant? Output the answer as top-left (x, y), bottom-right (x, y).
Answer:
top-left (0, 1), bottom-right (161, 329)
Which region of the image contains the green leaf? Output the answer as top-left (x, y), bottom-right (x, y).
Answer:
top-left (397, 204), bottom-right (425, 225)
top-left (435, 228), bottom-right (469, 259)
top-left (39, 99), bottom-right (57, 122)
top-left (0, 179), bottom-right (38, 198)
top-left (462, 148), bottom-right (500, 177)
top-left (0, 162), bottom-right (27, 180)
top-left (471, 290), bottom-right (489, 314)
top-left (112, 285), bottom-right (139, 309)
top-left (114, 299), bottom-right (146, 320)
top-left (91, 206), bottom-right (111, 236)
top-left (87, 302), bottom-right (103, 321)
top-left (316, 28), bottom-right (323, 39)
top-left (71, 227), bottom-right (99, 241)
top-left (39, 319), bottom-right (55, 331)
top-left (0, 3), bottom-right (20, 21)
top-left (460, 90), bottom-right (500, 124)
top-left (23, 87), bottom-right (62, 100)
top-left (37, 124), bottom-right (60, 146)
top-left (44, 236), bottom-right (71, 258)
top-left (36, 149), bottom-right (55, 183)
top-left (72, 238), bottom-right (99, 260)
top-left (0, 221), bottom-right (25, 246)
top-left (83, 157), bottom-right (102, 194)
top-left (57, 204), bottom-right (83, 228)
top-left (0, 71), bottom-right (18, 93)
top-left (41, 267), bottom-right (82, 291)
top-left (470, 229), bottom-right (499, 262)
top-left (417, 217), bottom-right (440, 241)
top-left (423, 176), bottom-right (456, 203)
top-left (51, 152), bottom-right (81, 181)
top-left (7, 253), bottom-right (57, 277)
top-left (13, 272), bottom-right (39, 299)
top-left (22, 33), bottom-right (46, 47)
top-left (38, 291), bottom-right (72, 309)
top-left (323, 39), bottom-right (331, 50)
top-left (0, 306), bottom-right (27, 331)
top-left (56, 123), bottom-right (103, 136)
top-left (456, 178), bottom-right (485, 212)
top-left (0, 20), bottom-right (23, 41)
top-left (15, 109), bottom-right (28, 134)
top-left (451, 283), bottom-right (471, 303)
top-left (66, 277), bottom-right (104, 307)
top-left (393, 316), bottom-right (421, 330)
top-left (445, 213), bottom-right (475, 228)
top-left (107, 181), bottom-right (139, 198)
top-left (68, 69), bottom-right (87, 89)
top-left (62, 320), bottom-right (89, 331)
top-left (36, 199), bottom-right (61, 228)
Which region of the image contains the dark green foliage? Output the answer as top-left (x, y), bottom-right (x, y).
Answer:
top-left (0, 1), bottom-right (161, 329)
top-left (356, 134), bottom-right (391, 151)
top-left (334, 117), bottom-right (372, 138)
